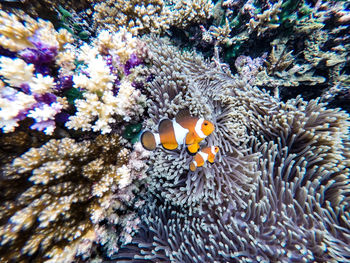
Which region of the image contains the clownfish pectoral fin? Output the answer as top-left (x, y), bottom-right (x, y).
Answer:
top-left (207, 155), bottom-right (215, 163)
top-left (175, 108), bottom-right (191, 124)
top-left (187, 143), bottom-right (200, 154)
top-left (185, 132), bottom-right (196, 145)
top-left (141, 131), bottom-right (159, 151)
top-left (189, 161), bottom-right (197, 172)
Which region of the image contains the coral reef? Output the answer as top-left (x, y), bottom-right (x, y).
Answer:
top-left (114, 36), bottom-right (350, 262)
top-left (0, 11), bottom-right (147, 135)
top-left (0, 0), bottom-right (349, 262)
top-left (0, 136), bottom-right (148, 262)
top-left (182, 0), bottom-right (350, 109)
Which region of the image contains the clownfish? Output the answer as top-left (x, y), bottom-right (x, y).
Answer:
top-left (189, 146), bottom-right (219, 171)
top-left (141, 109), bottom-right (215, 153)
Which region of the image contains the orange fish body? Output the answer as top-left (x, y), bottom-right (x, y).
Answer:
top-left (189, 146), bottom-right (219, 171)
top-left (141, 110), bottom-right (215, 153)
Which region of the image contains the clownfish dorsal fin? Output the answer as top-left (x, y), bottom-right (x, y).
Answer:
top-left (175, 108), bottom-right (192, 124)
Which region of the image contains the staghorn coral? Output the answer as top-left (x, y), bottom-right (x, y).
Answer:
top-left (251, 1), bottom-right (350, 95)
top-left (0, 135), bottom-right (149, 262)
top-left (254, 37), bottom-right (326, 87)
top-left (113, 36), bottom-right (350, 262)
top-left (246, 0), bottom-right (283, 36)
top-left (188, 0), bottom-right (349, 105)
top-left (169, 0), bottom-right (214, 29)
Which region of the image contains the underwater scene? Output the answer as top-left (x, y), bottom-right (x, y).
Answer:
top-left (0, 0), bottom-right (349, 262)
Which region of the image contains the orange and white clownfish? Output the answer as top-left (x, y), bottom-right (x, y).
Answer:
top-left (141, 109), bottom-right (215, 153)
top-left (189, 146), bottom-right (219, 171)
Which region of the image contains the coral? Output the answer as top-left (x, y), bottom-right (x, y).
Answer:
top-left (170, 0), bottom-right (214, 29)
top-left (0, 135), bottom-right (149, 262)
top-left (0, 57), bottom-right (64, 134)
top-left (0, 0), bottom-right (91, 19)
top-left (247, 0), bottom-right (283, 36)
top-left (89, 0), bottom-right (213, 35)
top-left (0, 11), bottom-right (147, 136)
top-left (113, 36), bottom-right (350, 262)
top-left (234, 53), bottom-right (267, 84)
top-left (254, 37), bottom-right (326, 87)
top-left (0, 12), bottom-right (75, 135)
top-left (252, 1), bottom-right (350, 94)
top-left (90, 0), bottom-right (173, 35)
top-left (65, 28), bottom-right (147, 134)
top-left (0, 10), bottom-right (73, 52)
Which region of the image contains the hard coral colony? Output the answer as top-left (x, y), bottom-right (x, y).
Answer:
top-left (0, 1), bottom-right (349, 263)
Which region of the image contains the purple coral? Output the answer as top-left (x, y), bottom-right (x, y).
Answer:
top-left (19, 40), bottom-right (57, 75)
top-left (56, 75), bottom-right (74, 91)
top-left (234, 54), bottom-right (267, 84)
top-left (34, 93), bottom-right (57, 104)
top-left (124, 53), bottom-right (142, 75)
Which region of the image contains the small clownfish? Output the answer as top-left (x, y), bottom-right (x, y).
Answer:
top-left (189, 146), bottom-right (219, 171)
top-left (141, 109), bottom-right (215, 153)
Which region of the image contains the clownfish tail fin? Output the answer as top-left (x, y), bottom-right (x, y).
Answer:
top-left (141, 131), bottom-right (159, 151)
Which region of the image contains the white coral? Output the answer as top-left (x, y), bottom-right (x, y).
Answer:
top-left (0, 87), bottom-right (36, 132)
top-left (117, 165), bottom-right (132, 188)
top-left (29, 74), bottom-right (55, 94)
top-left (73, 55), bottom-right (115, 93)
top-left (27, 102), bottom-right (62, 123)
top-left (0, 57), bottom-right (34, 87)
top-left (97, 28), bottom-right (138, 64)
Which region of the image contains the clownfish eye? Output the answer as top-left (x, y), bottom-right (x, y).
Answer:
top-left (204, 122), bottom-right (208, 126)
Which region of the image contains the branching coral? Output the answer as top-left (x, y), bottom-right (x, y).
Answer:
top-left (0, 11), bottom-right (147, 136)
top-left (113, 36), bottom-right (350, 262)
top-left (65, 28), bottom-right (147, 134)
top-left (89, 0), bottom-right (213, 35)
top-left (254, 37), bottom-right (326, 87)
top-left (0, 10), bottom-right (73, 52)
top-left (0, 135), bottom-right (149, 262)
top-left (0, 57), bottom-right (66, 134)
top-left (0, 12), bottom-right (74, 134)
top-left (247, 0), bottom-right (283, 36)
top-left (170, 0), bottom-right (214, 29)
top-left (90, 0), bottom-right (173, 34)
